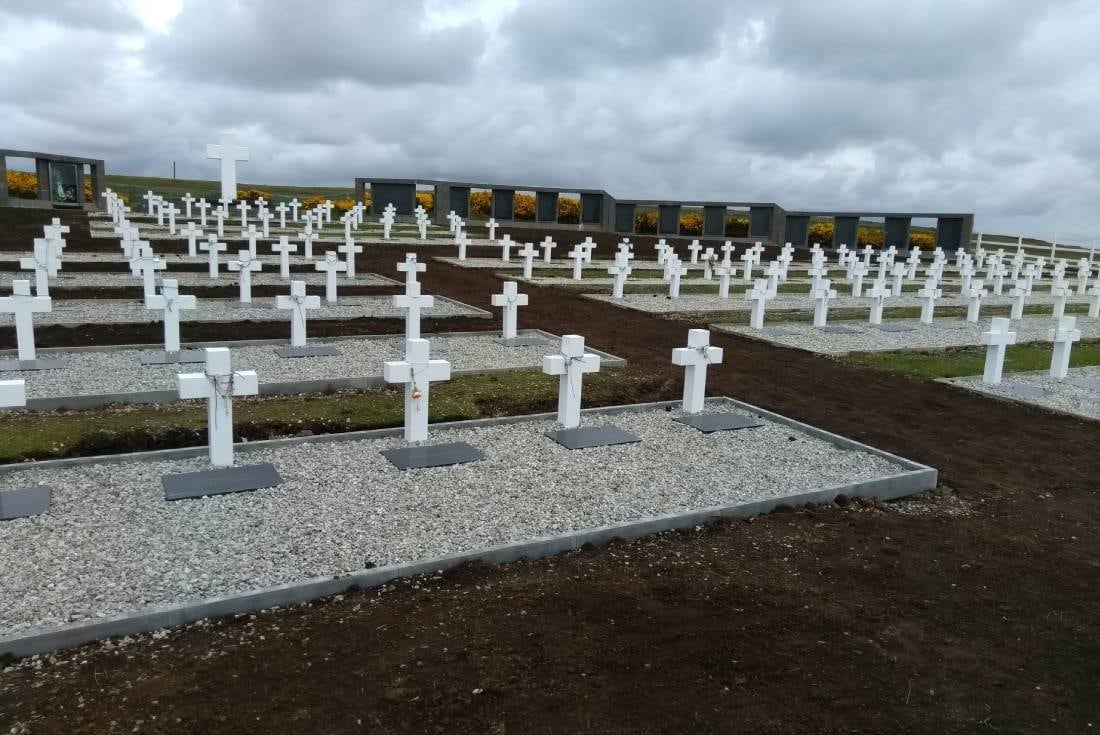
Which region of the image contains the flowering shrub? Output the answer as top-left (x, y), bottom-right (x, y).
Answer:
top-left (634, 211), bottom-right (658, 234)
top-left (235, 188), bottom-right (271, 204)
top-left (679, 211), bottom-right (703, 235)
top-left (301, 195), bottom-right (326, 211)
top-left (514, 193), bottom-right (536, 221)
top-left (416, 191), bottom-right (434, 212)
top-left (725, 215), bottom-right (749, 237)
top-left (7, 171), bottom-right (39, 198)
top-left (470, 191), bottom-right (491, 217)
top-left (558, 196), bottom-right (580, 224)
top-left (910, 231), bottom-right (936, 248)
top-left (332, 197), bottom-right (356, 215)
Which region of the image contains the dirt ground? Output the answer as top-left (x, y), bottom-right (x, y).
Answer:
top-left (1, 209), bottom-right (1098, 734)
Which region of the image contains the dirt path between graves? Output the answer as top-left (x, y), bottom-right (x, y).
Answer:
top-left (2, 212), bottom-right (1099, 734)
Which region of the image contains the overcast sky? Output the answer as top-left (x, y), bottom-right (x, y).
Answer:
top-left (2, 0), bottom-right (1097, 241)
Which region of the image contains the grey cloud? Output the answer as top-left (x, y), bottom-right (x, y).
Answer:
top-left (0, 0), bottom-right (140, 32)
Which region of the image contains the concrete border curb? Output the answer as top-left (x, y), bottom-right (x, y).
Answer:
top-left (2, 330), bottom-right (626, 411)
top-left (0, 397), bottom-right (937, 657)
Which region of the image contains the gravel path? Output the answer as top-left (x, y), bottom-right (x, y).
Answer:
top-left (944, 367), bottom-right (1100, 421)
top-left (0, 402), bottom-right (908, 634)
top-left (714, 316), bottom-right (1100, 356)
top-left (1, 271), bottom-right (398, 289)
top-left (88, 221), bottom-right (464, 245)
top-left (0, 296), bottom-right (488, 327)
top-left (2, 334), bottom-right (560, 401)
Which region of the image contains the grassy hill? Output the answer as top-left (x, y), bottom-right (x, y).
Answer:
top-left (105, 174), bottom-right (354, 205)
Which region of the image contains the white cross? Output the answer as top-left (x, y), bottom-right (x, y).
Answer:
top-left (315, 252), bottom-right (347, 303)
top-left (746, 278), bottom-right (772, 329)
top-left (866, 279), bottom-right (891, 325)
top-left (271, 236), bottom-right (297, 279)
top-left (289, 198), bottom-right (300, 222)
top-left (228, 250), bottom-right (262, 303)
top-left (715, 259), bottom-right (736, 299)
top-left (542, 334), bottom-right (601, 430)
top-left (654, 241), bottom-right (669, 265)
top-left (241, 224), bottom-right (259, 257)
top-left (487, 218), bottom-right (498, 242)
top-left (890, 262), bottom-right (907, 296)
top-left (850, 261), bottom-right (868, 297)
top-left (581, 237), bottom-right (596, 264)
top-left (258, 208), bottom-right (271, 238)
top-left (276, 280), bottom-right (320, 347)
top-left (1049, 316), bottom-right (1081, 379)
top-left (808, 262), bottom-right (827, 293)
top-left (701, 250), bottom-right (717, 281)
top-left (416, 215), bottom-right (428, 241)
top-left (720, 241), bottom-right (734, 263)
top-left (383, 337), bottom-right (451, 443)
top-left (142, 190), bottom-right (157, 216)
top-left (671, 329), bottom-right (722, 414)
top-left (206, 132), bottom-right (249, 202)
top-left (1009, 280), bottom-right (1028, 320)
top-left (131, 244), bottom-right (167, 299)
top-left (568, 246), bottom-right (586, 280)
top-left (667, 258), bottom-right (688, 298)
top-left (0, 280), bottom-right (51, 361)
top-left (740, 249), bottom-right (755, 282)
top-left (1050, 277), bottom-right (1072, 320)
top-left (777, 250), bottom-right (793, 281)
top-left (456, 231), bottom-right (469, 260)
top-left (980, 317), bottom-right (1016, 385)
top-left (541, 236), bottom-right (557, 263)
top-left (397, 253), bottom-right (426, 287)
top-left (380, 210), bottom-right (395, 240)
top-left (391, 280), bottom-right (433, 341)
top-left (992, 260), bottom-right (1007, 295)
top-left (1088, 283), bottom-right (1100, 318)
top-left (155, 197), bottom-right (166, 227)
top-left (182, 221), bottom-right (202, 257)
top-left (19, 239), bottom-right (59, 297)
top-left (178, 347), bottom-right (258, 468)
top-left (275, 202), bottom-right (289, 230)
top-left (519, 242), bottom-right (538, 279)
top-left (299, 230), bottom-right (317, 260)
top-left (196, 198), bottom-right (210, 227)
top-left (964, 278), bottom-right (987, 323)
top-left (917, 278), bottom-right (942, 324)
top-left (145, 278), bottom-right (197, 353)
top-left (500, 233), bottom-right (513, 262)
top-left (339, 238), bottom-right (363, 279)
top-left (687, 240), bottom-right (703, 264)
top-left (182, 192), bottom-right (195, 218)
top-left (607, 253), bottom-right (633, 298)
top-left (199, 235), bottom-right (227, 278)
top-left (165, 203), bottom-right (178, 235)
top-left (861, 245), bottom-right (874, 267)
top-left (1076, 258), bottom-right (1092, 295)
top-left (214, 205), bottom-right (226, 237)
top-left (491, 281), bottom-right (529, 340)
top-left (811, 278), bottom-right (838, 327)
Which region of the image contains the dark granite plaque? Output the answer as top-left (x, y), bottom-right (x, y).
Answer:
top-left (163, 463), bottom-right (283, 501)
top-left (873, 323), bottom-right (917, 333)
top-left (382, 442), bottom-right (484, 469)
top-left (273, 345), bottom-right (341, 359)
top-left (819, 325), bottom-right (862, 334)
top-left (996, 384), bottom-right (1046, 400)
top-left (0, 358), bottom-right (68, 372)
top-left (494, 336), bottom-right (549, 347)
top-left (140, 350), bottom-right (207, 365)
top-left (0, 486), bottom-right (52, 520)
top-left (545, 425), bottom-right (642, 450)
top-left (674, 413), bottom-right (765, 433)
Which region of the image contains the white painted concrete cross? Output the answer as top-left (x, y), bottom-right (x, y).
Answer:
top-left (228, 250), bottom-right (262, 303)
top-left (315, 251), bottom-right (347, 303)
top-left (275, 202), bottom-right (289, 230)
top-left (146, 279), bottom-right (197, 353)
top-left (866, 279), bottom-right (891, 325)
top-left (196, 198), bottom-right (210, 227)
top-left (500, 233), bottom-right (514, 262)
top-left (519, 242), bottom-right (538, 279)
top-left (214, 205), bottom-right (226, 238)
top-left (1009, 280), bottom-right (1028, 320)
top-left (0, 280), bottom-right (51, 361)
top-left (542, 334), bottom-right (601, 429)
top-left (740, 249), bottom-right (755, 282)
top-left (487, 218), bottom-right (498, 241)
top-left (1049, 316), bottom-right (1081, 379)
top-left (178, 347), bottom-right (258, 467)
top-left (569, 246), bottom-right (586, 280)
top-left (299, 230), bottom-right (317, 260)
top-left (380, 209), bottom-right (395, 240)
top-left (165, 203), bottom-right (179, 235)
top-left (492, 281), bottom-right (528, 340)
top-left (339, 237), bottom-right (363, 279)
top-left (667, 258), bottom-right (688, 298)
top-left (811, 278), bottom-right (838, 327)
top-left (715, 258), bottom-right (735, 299)
top-left (861, 244), bottom-right (874, 267)
top-left (964, 279), bottom-right (987, 323)
top-left (199, 235), bottom-right (227, 278)
top-left (1050, 277), bottom-right (1072, 320)
top-left (917, 277), bottom-right (942, 324)
top-left (131, 244), bottom-right (167, 299)
top-left (687, 240), bottom-right (703, 264)
top-left (142, 190), bottom-right (157, 216)
top-left (456, 231), bottom-right (469, 261)
top-left (980, 317), bottom-right (1017, 385)
top-left (1076, 258), bottom-right (1092, 295)
top-left (276, 280), bottom-right (321, 347)
top-left (397, 253), bottom-right (426, 287)
top-left (777, 249), bottom-right (794, 281)
top-left (393, 281), bottom-right (433, 340)
top-left (19, 239), bottom-right (59, 297)
top-left (607, 253), bottom-right (633, 298)
top-left (383, 338), bottom-right (451, 443)
top-left (270, 236), bottom-right (296, 279)
top-left (258, 208), bottom-right (271, 238)
top-left (289, 198), bottom-right (300, 222)
top-left (850, 260), bottom-right (868, 297)
top-left (992, 260), bottom-right (1008, 295)
top-left (182, 221), bottom-right (202, 257)
top-left (240, 224), bottom-right (259, 257)
top-left (181, 192), bottom-right (195, 219)
top-left (671, 329), bottom-right (722, 414)
top-left (890, 262), bottom-right (907, 296)
top-left (206, 132), bottom-right (249, 202)
top-left (746, 278), bottom-right (773, 329)
top-left (541, 236), bottom-right (557, 263)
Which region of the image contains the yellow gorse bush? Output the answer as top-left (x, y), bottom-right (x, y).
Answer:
top-left (7, 171), bottom-right (128, 205)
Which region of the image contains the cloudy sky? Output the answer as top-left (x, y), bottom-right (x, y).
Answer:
top-left (2, 0), bottom-right (1097, 241)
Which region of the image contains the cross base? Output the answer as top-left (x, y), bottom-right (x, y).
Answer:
top-left (0, 485), bottom-right (52, 521)
top-left (545, 425), bottom-right (641, 450)
top-left (0, 358), bottom-right (68, 372)
top-left (494, 335), bottom-right (549, 347)
top-left (760, 327), bottom-right (800, 336)
top-left (1064, 377), bottom-right (1100, 391)
top-left (995, 383), bottom-right (1046, 400)
top-left (382, 441), bottom-right (484, 469)
top-left (273, 345), bottom-right (341, 359)
top-left (819, 325), bottom-right (863, 335)
top-left (872, 323), bottom-right (917, 333)
top-left (162, 463), bottom-right (283, 501)
top-left (674, 413), bottom-right (764, 434)
top-left (139, 350), bottom-right (207, 366)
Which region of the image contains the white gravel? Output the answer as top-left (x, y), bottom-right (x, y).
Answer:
top-left (0, 295), bottom-right (488, 327)
top-left (0, 401), bottom-right (910, 634)
top-left (3, 334), bottom-right (563, 402)
top-left (945, 367), bottom-right (1100, 421)
top-left (0, 271), bottom-right (398, 289)
top-left (714, 315), bottom-right (1100, 356)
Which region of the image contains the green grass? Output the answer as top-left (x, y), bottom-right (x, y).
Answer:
top-left (845, 340), bottom-right (1100, 379)
top-left (105, 174), bottom-right (354, 207)
top-left (0, 368), bottom-right (652, 463)
top-left (706, 302), bottom-right (1089, 326)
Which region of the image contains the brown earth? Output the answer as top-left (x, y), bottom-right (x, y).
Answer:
top-left (1, 209), bottom-right (1098, 734)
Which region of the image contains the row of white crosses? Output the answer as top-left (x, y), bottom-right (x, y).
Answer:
top-left (979, 316), bottom-right (1082, 385)
top-left (19, 219), bottom-right (67, 297)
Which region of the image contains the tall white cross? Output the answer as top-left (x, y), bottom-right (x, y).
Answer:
top-left (271, 236), bottom-right (297, 279)
top-left (143, 190), bottom-right (157, 215)
top-left (667, 259), bottom-right (688, 298)
top-left (199, 235), bottom-right (227, 278)
top-left (380, 209), bottom-right (395, 240)
top-left (866, 279), bottom-right (891, 325)
top-left (19, 239), bottom-right (59, 297)
top-left (540, 236), bottom-right (557, 263)
top-left (568, 246), bottom-right (586, 280)
top-left (715, 259), bottom-right (735, 299)
top-left (811, 279), bottom-right (838, 327)
top-left (182, 221), bottom-right (202, 257)
top-left (0, 280), bottom-right (51, 361)
top-left (393, 280), bottom-right (434, 340)
top-left (131, 244), bottom-right (167, 299)
top-left (315, 252), bottom-right (347, 303)
top-left (206, 132), bottom-right (249, 202)
top-left (383, 338), bottom-right (451, 443)
top-left (980, 317), bottom-right (1016, 385)
top-left (491, 281), bottom-right (528, 340)
top-left (500, 234), bottom-right (513, 262)
top-left (746, 278), bottom-right (773, 329)
top-left (276, 280), bottom-right (321, 347)
top-left (1049, 316), bottom-right (1081, 379)
top-left (1009, 280), bottom-right (1028, 320)
top-left (241, 224), bottom-right (259, 257)
top-left (178, 347), bottom-right (258, 467)
top-left (850, 261), bottom-right (868, 297)
top-left (214, 205), bottom-right (226, 238)
top-left (166, 203), bottom-right (179, 235)
top-left (917, 278), bottom-right (942, 324)
top-left (890, 262), bottom-right (907, 296)
top-left (181, 192), bottom-right (195, 218)
top-left (740, 249), bottom-right (755, 282)
top-left (228, 250), bottom-right (262, 303)
top-left (487, 218), bottom-right (498, 241)
top-left (607, 253), bottom-right (633, 298)
top-left (274, 202), bottom-right (289, 229)
top-left (289, 198), bottom-right (300, 222)
top-left (671, 329), bottom-right (722, 414)
top-left (236, 199), bottom-right (250, 228)
top-left (339, 237), bottom-right (363, 279)
top-left (196, 198), bottom-right (210, 227)
top-left (964, 279), bottom-right (987, 323)
top-left (397, 253), bottom-right (426, 287)
top-left (542, 334), bottom-right (601, 429)
top-left (520, 242), bottom-right (538, 279)
top-left (145, 279), bottom-right (197, 353)
top-left (687, 241), bottom-right (702, 264)
top-left (1050, 277), bottom-right (1072, 320)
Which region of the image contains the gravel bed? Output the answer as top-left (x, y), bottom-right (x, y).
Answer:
top-left (436, 256), bottom-right (673, 271)
top-left (2, 334), bottom-right (558, 401)
top-left (0, 296), bottom-right (488, 327)
top-left (0, 401), bottom-right (908, 634)
top-left (715, 316), bottom-right (1100, 356)
top-left (1, 271), bottom-right (397, 289)
top-left (944, 367), bottom-right (1100, 421)
top-left (585, 290), bottom-right (1091, 314)
top-left (88, 224), bottom-right (461, 245)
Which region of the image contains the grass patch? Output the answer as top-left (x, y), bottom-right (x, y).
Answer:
top-left (845, 340), bottom-right (1100, 379)
top-left (106, 174), bottom-right (354, 207)
top-left (0, 368), bottom-right (659, 463)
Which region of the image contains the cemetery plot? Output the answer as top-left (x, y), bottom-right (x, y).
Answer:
top-left (0, 295), bottom-right (489, 327)
top-left (944, 366), bottom-right (1100, 421)
top-left (0, 399), bottom-right (933, 641)
top-left (714, 316), bottom-right (1100, 356)
top-left (2, 331), bottom-right (623, 409)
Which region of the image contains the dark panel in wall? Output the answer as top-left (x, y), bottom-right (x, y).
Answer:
top-left (884, 216), bottom-right (912, 250)
top-left (492, 189), bottom-right (515, 220)
top-left (450, 186), bottom-right (469, 218)
top-left (749, 206), bottom-right (773, 237)
top-left (615, 203), bottom-right (636, 233)
top-left (658, 205), bottom-right (680, 235)
top-left (370, 183), bottom-right (416, 215)
top-left (536, 191), bottom-right (558, 222)
top-left (784, 215), bottom-right (809, 248)
top-left (580, 193), bottom-right (603, 224)
top-left (833, 216), bottom-right (860, 248)
top-left (935, 217), bottom-right (964, 250)
top-left (703, 206), bottom-right (725, 237)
